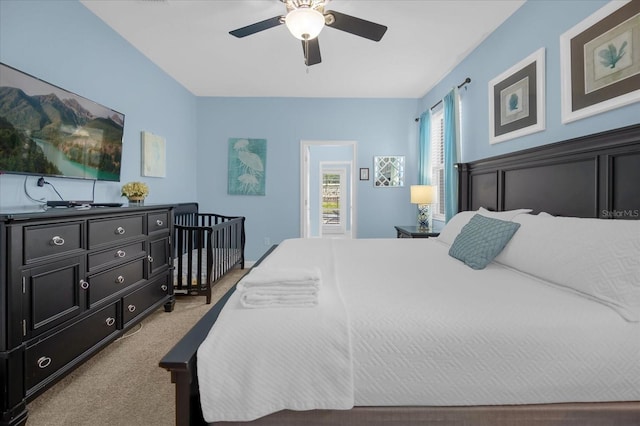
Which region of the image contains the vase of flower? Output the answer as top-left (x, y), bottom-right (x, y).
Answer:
top-left (121, 182), bottom-right (149, 206)
top-left (127, 196), bottom-right (145, 206)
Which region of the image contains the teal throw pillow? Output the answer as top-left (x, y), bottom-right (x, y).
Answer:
top-left (448, 214), bottom-right (520, 270)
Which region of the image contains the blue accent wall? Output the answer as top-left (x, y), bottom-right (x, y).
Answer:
top-left (195, 97), bottom-right (419, 260)
top-left (0, 0), bottom-right (198, 209)
top-left (418, 0), bottom-right (640, 163)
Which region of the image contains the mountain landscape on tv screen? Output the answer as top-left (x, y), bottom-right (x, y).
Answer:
top-left (0, 85), bottom-right (123, 181)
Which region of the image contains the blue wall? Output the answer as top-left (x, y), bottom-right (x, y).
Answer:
top-left (419, 0), bottom-right (640, 163)
top-left (0, 0), bottom-right (198, 210)
top-left (195, 97), bottom-right (419, 260)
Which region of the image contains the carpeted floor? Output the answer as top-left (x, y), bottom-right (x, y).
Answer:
top-left (25, 267), bottom-right (248, 426)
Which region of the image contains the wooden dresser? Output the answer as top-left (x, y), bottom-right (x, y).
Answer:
top-left (0, 205), bottom-right (175, 426)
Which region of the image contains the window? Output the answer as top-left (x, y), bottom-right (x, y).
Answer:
top-left (430, 109), bottom-right (445, 220)
top-left (322, 173), bottom-right (341, 225)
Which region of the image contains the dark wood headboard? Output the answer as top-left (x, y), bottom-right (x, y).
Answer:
top-left (457, 124), bottom-right (640, 218)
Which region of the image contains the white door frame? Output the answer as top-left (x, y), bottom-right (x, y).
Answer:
top-left (300, 140), bottom-right (357, 238)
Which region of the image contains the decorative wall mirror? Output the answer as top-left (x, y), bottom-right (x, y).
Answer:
top-left (374, 156), bottom-right (405, 187)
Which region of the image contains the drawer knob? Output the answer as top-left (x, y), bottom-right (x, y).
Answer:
top-left (80, 280), bottom-right (89, 290)
top-left (156, 219), bottom-right (164, 226)
top-left (116, 250), bottom-right (126, 258)
top-left (116, 275), bottom-right (125, 284)
top-left (37, 356), bottom-right (52, 369)
top-left (147, 255), bottom-right (154, 263)
top-left (115, 226), bottom-right (126, 235)
top-left (51, 236), bottom-right (65, 246)
top-left (127, 304), bottom-right (136, 313)
top-left (106, 317), bottom-right (116, 327)
top-left (161, 284), bottom-right (168, 292)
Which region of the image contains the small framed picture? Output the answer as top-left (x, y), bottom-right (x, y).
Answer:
top-left (488, 48), bottom-right (545, 144)
top-left (359, 167), bottom-right (369, 181)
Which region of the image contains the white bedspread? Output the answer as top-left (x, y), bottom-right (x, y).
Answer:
top-left (334, 238), bottom-right (640, 406)
top-left (197, 239), bottom-right (353, 422)
top-left (197, 238), bottom-right (640, 421)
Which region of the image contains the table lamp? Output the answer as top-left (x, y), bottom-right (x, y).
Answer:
top-left (410, 185), bottom-right (435, 230)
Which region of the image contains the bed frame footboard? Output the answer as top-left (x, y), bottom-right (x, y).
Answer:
top-left (160, 245), bottom-right (277, 426)
top-left (161, 283), bottom-right (236, 426)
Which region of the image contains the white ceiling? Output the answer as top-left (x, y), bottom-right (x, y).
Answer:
top-left (81, 0), bottom-right (525, 99)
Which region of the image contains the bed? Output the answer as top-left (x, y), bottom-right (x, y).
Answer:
top-left (172, 203), bottom-right (245, 304)
top-left (160, 124), bottom-right (640, 426)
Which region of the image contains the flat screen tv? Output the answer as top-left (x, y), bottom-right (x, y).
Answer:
top-left (0, 63), bottom-right (124, 181)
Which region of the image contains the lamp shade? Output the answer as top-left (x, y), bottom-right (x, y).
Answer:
top-left (285, 7), bottom-right (325, 40)
top-left (410, 185), bottom-right (435, 204)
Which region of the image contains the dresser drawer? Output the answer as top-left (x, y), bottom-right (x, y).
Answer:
top-left (147, 211), bottom-right (169, 235)
top-left (88, 215), bottom-right (144, 249)
top-left (23, 222), bottom-right (83, 264)
top-left (88, 241), bottom-right (145, 272)
top-left (123, 276), bottom-right (169, 325)
top-left (88, 259), bottom-right (145, 306)
top-left (25, 302), bottom-right (119, 392)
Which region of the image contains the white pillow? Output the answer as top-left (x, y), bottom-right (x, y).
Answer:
top-left (495, 214), bottom-right (640, 322)
top-left (478, 207), bottom-right (533, 220)
top-left (437, 208), bottom-right (532, 245)
top-left (436, 211), bottom-right (476, 245)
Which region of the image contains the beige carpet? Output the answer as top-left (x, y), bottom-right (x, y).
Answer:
top-left (26, 268), bottom-right (248, 426)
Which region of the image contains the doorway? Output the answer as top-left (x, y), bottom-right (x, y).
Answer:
top-left (300, 141), bottom-right (356, 239)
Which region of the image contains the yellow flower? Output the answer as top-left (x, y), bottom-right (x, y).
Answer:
top-left (121, 182), bottom-right (149, 198)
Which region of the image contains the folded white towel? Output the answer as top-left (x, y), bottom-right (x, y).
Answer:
top-left (239, 287), bottom-right (319, 308)
top-left (237, 267), bottom-right (321, 308)
top-left (240, 267), bottom-right (321, 289)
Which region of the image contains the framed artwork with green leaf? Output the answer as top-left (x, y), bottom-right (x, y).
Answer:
top-left (488, 48), bottom-right (545, 144)
top-left (560, 0), bottom-right (640, 123)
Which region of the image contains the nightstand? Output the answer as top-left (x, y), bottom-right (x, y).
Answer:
top-left (394, 225), bottom-right (440, 239)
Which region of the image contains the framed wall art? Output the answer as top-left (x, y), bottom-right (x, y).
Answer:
top-left (141, 131), bottom-right (166, 178)
top-left (373, 155), bottom-right (404, 187)
top-left (560, 0), bottom-right (640, 123)
top-left (489, 48), bottom-right (545, 144)
top-left (228, 138), bottom-right (267, 195)
top-left (359, 167), bottom-right (369, 181)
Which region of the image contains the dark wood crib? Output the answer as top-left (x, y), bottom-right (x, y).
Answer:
top-left (172, 203), bottom-right (245, 304)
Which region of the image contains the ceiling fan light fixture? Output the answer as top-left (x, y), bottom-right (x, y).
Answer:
top-left (285, 7), bottom-right (325, 40)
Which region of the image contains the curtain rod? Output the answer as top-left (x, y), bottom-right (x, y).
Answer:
top-left (414, 77), bottom-right (471, 122)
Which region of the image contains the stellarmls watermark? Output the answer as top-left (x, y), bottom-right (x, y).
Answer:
top-left (601, 209), bottom-right (640, 218)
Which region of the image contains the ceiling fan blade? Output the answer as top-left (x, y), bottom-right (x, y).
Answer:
top-left (302, 38), bottom-right (322, 66)
top-left (325, 10), bottom-right (387, 42)
top-left (229, 16), bottom-right (284, 38)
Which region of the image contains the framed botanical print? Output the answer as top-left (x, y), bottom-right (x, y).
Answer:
top-left (488, 48), bottom-right (546, 144)
top-left (560, 0), bottom-right (640, 123)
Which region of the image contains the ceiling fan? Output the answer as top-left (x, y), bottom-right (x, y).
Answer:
top-left (229, 0), bottom-right (387, 66)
